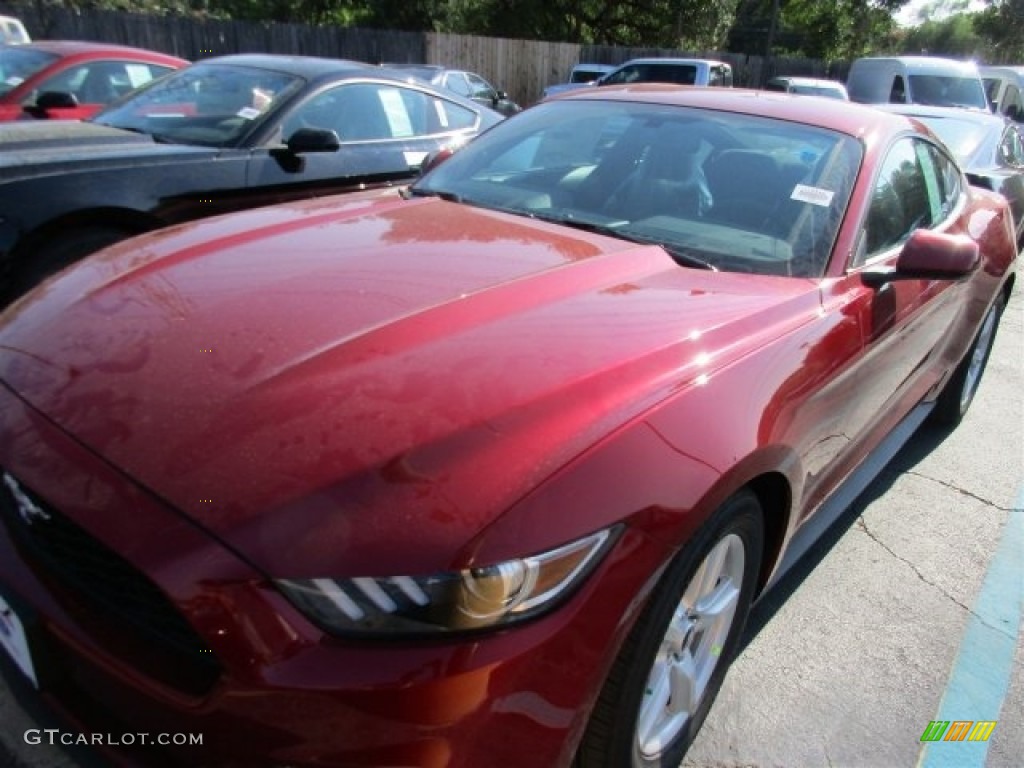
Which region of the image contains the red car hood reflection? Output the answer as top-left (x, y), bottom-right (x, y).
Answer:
top-left (0, 195), bottom-right (819, 577)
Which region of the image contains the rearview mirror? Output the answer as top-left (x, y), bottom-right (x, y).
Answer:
top-left (861, 229), bottom-right (979, 287)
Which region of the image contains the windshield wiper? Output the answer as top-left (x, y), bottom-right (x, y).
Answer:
top-left (661, 245), bottom-right (718, 271)
top-left (529, 212), bottom-right (717, 270)
top-left (404, 187), bottom-right (462, 203)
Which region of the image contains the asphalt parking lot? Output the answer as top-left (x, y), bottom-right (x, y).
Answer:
top-left (0, 283), bottom-right (1020, 768)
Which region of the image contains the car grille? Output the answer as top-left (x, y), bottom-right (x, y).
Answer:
top-left (0, 469), bottom-right (221, 696)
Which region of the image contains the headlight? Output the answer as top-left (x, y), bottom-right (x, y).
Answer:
top-left (276, 527), bottom-right (619, 637)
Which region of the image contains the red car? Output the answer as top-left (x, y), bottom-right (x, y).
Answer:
top-left (0, 40), bottom-right (187, 120)
top-left (0, 87), bottom-right (1016, 767)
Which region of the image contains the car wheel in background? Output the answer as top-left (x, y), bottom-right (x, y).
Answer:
top-left (931, 293), bottom-right (1005, 426)
top-left (575, 489), bottom-right (764, 768)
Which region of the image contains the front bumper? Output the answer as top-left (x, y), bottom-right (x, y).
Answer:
top-left (0, 382), bottom-right (661, 767)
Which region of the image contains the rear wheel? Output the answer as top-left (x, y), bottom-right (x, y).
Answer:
top-left (931, 294), bottom-right (1005, 426)
top-left (9, 226), bottom-right (131, 301)
top-left (575, 490), bottom-right (764, 768)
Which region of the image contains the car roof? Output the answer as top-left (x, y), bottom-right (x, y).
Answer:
top-left (855, 55), bottom-right (980, 74)
top-left (618, 57), bottom-right (729, 67)
top-left (556, 84), bottom-right (915, 137)
top-left (980, 65), bottom-right (1024, 76)
top-left (200, 53), bottom-right (375, 80)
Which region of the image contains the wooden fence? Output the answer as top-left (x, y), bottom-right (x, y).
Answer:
top-left (0, 3), bottom-right (844, 107)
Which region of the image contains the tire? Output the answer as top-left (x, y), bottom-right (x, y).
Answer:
top-left (9, 226), bottom-right (130, 300)
top-left (575, 490), bottom-right (764, 768)
top-left (930, 293), bottom-right (1005, 427)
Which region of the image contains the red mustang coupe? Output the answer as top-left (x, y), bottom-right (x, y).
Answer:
top-left (0, 87), bottom-right (1016, 767)
top-left (0, 40), bottom-right (187, 120)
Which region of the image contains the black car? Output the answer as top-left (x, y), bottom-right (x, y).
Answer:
top-left (0, 54), bottom-right (503, 303)
top-left (879, 103), bottom-right (1024, 245)
top-left (382, 64), bottom-right (521, 117)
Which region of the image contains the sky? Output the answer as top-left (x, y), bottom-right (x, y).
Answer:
top-left (894, 0), bottom-right (989, 27)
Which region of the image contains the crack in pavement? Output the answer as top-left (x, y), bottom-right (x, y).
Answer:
top-left (855, 516), bottom-right (1021, 644)
top-left (903, 469), bottom-right (1016, 511)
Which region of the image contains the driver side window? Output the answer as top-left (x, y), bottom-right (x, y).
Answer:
top-left (283, 83), bottom-right (475, 143)
top-left (861, 138), bottom-right (934, 262)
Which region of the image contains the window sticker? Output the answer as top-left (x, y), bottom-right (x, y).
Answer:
top-left (236, 106), bottom-right (261, 120)
top-left (433, 99), bottom-right (450, 128)
top-left (125, 64), bottom-right (154, 88)
top-left (791, 184), bottom-right (834, 207)
top-left (379, 88), bottom-right (414, 138)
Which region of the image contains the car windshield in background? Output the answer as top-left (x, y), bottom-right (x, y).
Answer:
top-left (0, 47), bottom-right (59, 97)
top-left (791, 84), bottom-right (847, 99)
top-left (908, 74), bottom-right (988, 109)
top-left (92, 63), bottom-right (303, 146)
top-left (414, 100), bottom-right (861, 277)
top-left (602, 63), bottom-right (698, 85)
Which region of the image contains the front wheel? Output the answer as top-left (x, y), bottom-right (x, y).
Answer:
top-left (931, 294), bottom-right (1005, 426)
top-left (575, 490), bottom-right (764, 768)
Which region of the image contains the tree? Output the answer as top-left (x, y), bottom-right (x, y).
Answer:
top-left (728, 0), bottom-right (912, 60)
top-left (974, 0), bottom-right (1024, 61)
top-left (900, 13), bottom-right (990, 57)
top-left (429, 0), bottom-right (741, 49)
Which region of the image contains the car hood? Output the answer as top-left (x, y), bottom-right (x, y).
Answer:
top-left (0, 195), bottom-right (819, 577)
top-left (0, 120), bottom-right (217, 177)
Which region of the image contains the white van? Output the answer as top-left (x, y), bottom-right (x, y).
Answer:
top-left (0, 15), bottom-right (29, 44)
top-left (596, 58), bottom-right (733, 88)
top-left (846, 56), bottom-right (988, 111)
top-left (980, 65), bottom-right (1024, 121)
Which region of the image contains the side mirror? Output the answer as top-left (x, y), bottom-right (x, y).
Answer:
top-left (22, 90), bottom-right (79, 118)
top-left (284, 127), bottom-right (341, 154)
top-left (35, 91), bottom-right (79, 110)
top-left (861, 229), bottom-right (979, 287)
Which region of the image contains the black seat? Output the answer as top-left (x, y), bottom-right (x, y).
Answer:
top-left (705, 149), bottom-right (783, 232)
top-left (602, 123), bottom-right (711, 221)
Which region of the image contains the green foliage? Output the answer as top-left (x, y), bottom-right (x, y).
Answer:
top-left (729, 0), bottom-right (909, 61)
top-left (974, 0), bottom-right (1024, 62)
top-left (423, 0), bottom-right (740, 49)
top-left (900, 13), bottom-right (990, 57)
top-left (28, 0), bottom-right (1020, 64)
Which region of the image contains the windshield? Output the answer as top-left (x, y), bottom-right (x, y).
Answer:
top-left (571, 67), bottom-right (609, 84)
top-left (413, 100), bottom-right (861, 277)
top-left (791, 84), bottom-right (847, 99)
top-left (602, 64), bottom-right (699, 86)
top-left (908, 74), bottom-right (988, 109)
top-left (0, 48), bottom-right (59, 97)
top-left (91, 63), bottom-right (303, 147)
